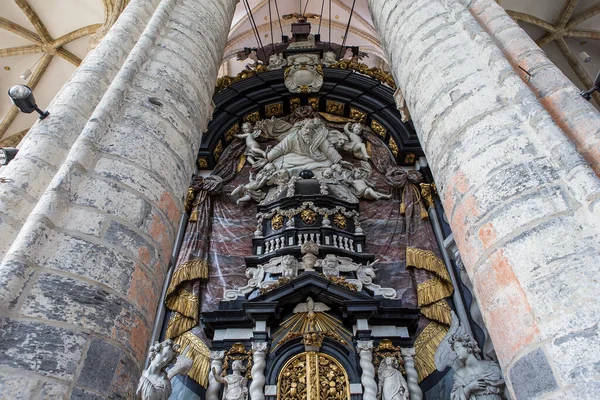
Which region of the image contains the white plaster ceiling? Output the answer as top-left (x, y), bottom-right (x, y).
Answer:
top-left (1, 0), bottom-right (599, 143)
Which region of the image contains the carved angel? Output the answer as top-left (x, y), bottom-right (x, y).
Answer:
top-left (267, 53), bottom-right (287, 70)
top-left (235, 122), bottom-right (266, 165)
top-left (231, 163), bottom-right (276, 204)
top-left (435, 313), bottom-right (505, 400)
top-left (343, 123), bottom-right (370, 160)
top-left (346, 162), bottom-right (392, 200)
top-left (293, 297), bottom-right (331, 317)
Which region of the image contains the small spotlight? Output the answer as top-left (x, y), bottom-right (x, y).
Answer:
top-left (20, 69), bottom-right (32, 80)
top-left (0, 148), bottom-right (18, 165)
top-left (579, 51), bottom-right (591, 63)
top-left (8, 85), bottom-right (49, 120)
top-left (581, 70), bottom-right (600, 101)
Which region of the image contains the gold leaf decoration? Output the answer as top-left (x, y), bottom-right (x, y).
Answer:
top-left (371, 120), bottom-right (386, 138)
top-left (309, 97), bottom-right (320, 111)
top-left (301, 209), bottom-right (317, 224)
top-left (333, 214), bottom-right (347, 229)
top-left (350, 108), bottom-right (367, 123)
top-left (271, 214), bottom-right (284, 230)
top-left (326, 100), bottom-right (345, 116)
top-left (266, 102), bottom-right (284, 117)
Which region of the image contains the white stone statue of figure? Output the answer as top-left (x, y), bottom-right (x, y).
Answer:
top-left (267, 53), bottom-right (287, 70)
top-left (231, 163), bottom-right (276, 204)
top-left (255, 118), bottom-right (343, 175)
top-left (136, 340), bottom-right (193, 400)
top-left (435, 312), bottom-right (505, 400)
top-left (212, 360), bottom-right (249, 400)
top-left (236, 122), bottom-right (266, 165)
top-left (449, 335), bottom-right (504, 400)
top-left (343, 122), bottom-right (370, 160)
top-left (322, 51), bottom-right (338, 67)
top-left (345, 161), bottom-right (392, 200)
top-left (377, 357), bottom-right (410, 400)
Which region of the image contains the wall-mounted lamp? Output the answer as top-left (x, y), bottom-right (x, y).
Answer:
top-left (8, 85), bottom-right (49, 119)
top-left (0, 148), bottom-right (18, 165)
top-left (581, 71), bottom-right (600, 101)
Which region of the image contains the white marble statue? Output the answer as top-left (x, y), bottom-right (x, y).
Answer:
top-left (255, 118), bottom-right (343, 175)
top-left (343, 122), bottom-right (370, 160)
top-left (236, 122), bottom-right (266, 165)
top-left (435, 313), bottom-right (505, 400)
top-left (231, 163), bottom-right (276, 204)
top-left (267, 53), bottom-right (287, 70)
top-left (293, 296), bottom-right (330, 331)
top-left (212, 360), bottom-right (249, 400)
top-left (346, 162), bottom-right (392, 200)
top-left (377, 356), bottom-right (410, 400)
top-left (136, 340), bottom-right (193, 400)
top-left (322, 51), bottom-right (338, 67)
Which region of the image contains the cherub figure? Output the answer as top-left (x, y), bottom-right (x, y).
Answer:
top-left (322, 51), bottom-right (337, 67)
top-left (231, 163), bottom-right (276, 204)
top-left (346, 162), bottom-right (391, 200)
top-left (236, 122), bottom-right (266, 165)
top-left (343, 122), bottom-right (370, 160)
top-left (267, 53), bottom-right (287, 70)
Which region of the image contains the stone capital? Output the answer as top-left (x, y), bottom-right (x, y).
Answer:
top-left (401, 347), bottom-right (416, 358)
top-left (252, 341), bottom-right (269, 353)
top-left (356, 340), bottom-right (374, 352)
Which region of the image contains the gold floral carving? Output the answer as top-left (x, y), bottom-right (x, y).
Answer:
top-left (244, 111), bottom-right (261, 123)
top-left (301, 209), bottom-right (317, 225)
top-left (371, 120), bottom-right (386, 138)
top-left (404, 153), bottom-right (416, 164)
top-left (215, 65), bottom-right (268, 92)
top-left (327, 276), bottom-right (358, 291)
top-left (389, 137), bottom-right (399, 157)
top-left (271, 214), bottom-right (284, 230)
top-left (325, 100), bottom-right (344, 116)
top-left (278, 352), bottom-right (350, 400)
top-left (197, 157), bottom-right (208, 169)
top-left (213, 141), bottom-right (223, 161)
top-left (330, 59), bottom-right (396, 89)
top-left (309, 97), bottom-right (320, 111)
top-left (266, 102), bottom-right (284, 117)
top-left (333, 214), bottom-right (347, 229)
top-left (259, 277), bottom-right (292, 295)
top-left (373, 339), bottom-right (404, 372)
top-left (225, 124), bottom-right (240, 143)
top-left (350, 108), bottom-right (366, 123)
top-left (302, 332), bottom-right (324, 347)
top-left (290, 97), bottom-right (301, 112)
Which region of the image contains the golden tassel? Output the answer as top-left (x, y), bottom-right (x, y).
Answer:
top-left (420, 299), bottom-right (452, 325)
top-left (166, 312), bottom-right (196, 339)
top-left (416, 278), bottom-right (454, 307)
top-left (400, 185), bottom-right (407, 215)
top-left (166, 260), bottom-right (209, 296)
top-left (406, 247), bottom-right (452, 283)
top-left (413, 321), bottom-right (449, 382)
top-left (173, 331), bottom-right (211, 388)
top-left (165, 288), bottom-right (199, 318)
top-left (419, 201), bottom-right (429, 220)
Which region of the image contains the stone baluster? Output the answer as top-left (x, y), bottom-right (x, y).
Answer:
top-left (250, 342), bottom-right (269, 400)
top-left (349, 239), bottom-right (354, 251)
top-left (207, 350), bottom-right (226, 400)
top-left (356, 340), bottom-right (377, 400)
top-left (401, 347), bottom-right (423, 400)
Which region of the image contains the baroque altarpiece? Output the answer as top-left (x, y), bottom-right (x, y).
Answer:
top-left (146, 19), bottom-right (504, 400)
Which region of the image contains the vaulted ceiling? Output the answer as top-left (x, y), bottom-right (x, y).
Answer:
top-left (1, 0), bottom-right (599, 145)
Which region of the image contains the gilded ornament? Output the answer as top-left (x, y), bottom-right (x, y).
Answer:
top-left (333, 214), bottom-right (347, 229)
top-left (302, 332), bottom-right (324, 347)
top-left (236, 154), bottom-right (246, 173)
top-left (420, 183), bottom-right (434, 208)
top-left (271, 214), bottom-right (284, 230)
top-left (373, 339), bottom-right (404, 370)
top-left (350, 108), bottom-right (367, 123)
top-left (197, 157), bottom-right (208, 169)
top-left (327, 276), bottom-right (358, 291)
top-left (330, 60), bottom-right (396, 89)
top-left (326, 100), bottom-right (345, 116)
top-left (259, 277), bottom-right (292, 295)
top-left (244, 111), bottom-right (261, 123)
top-left (403, 153), bottom-right (416, 164)
top-left (309, 97), bottom-right (320, 110)
top-left (301, 209), bottom-right (317, 225)
top-left (389, 137), bottom-right (399, 157)
top-left (213, 141), bottom-right (223, 161)
top-left (265, 102), bottom-right (283, 117)
top-left (371, 120), bottom-right (386, 138)
top-left (290, 97), bottom-right (301, 112)
top-left (221, 343), bottom-right (253, 380)
top-left (225, 124), bottom-right (240, 143)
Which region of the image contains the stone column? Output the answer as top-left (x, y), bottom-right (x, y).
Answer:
top-left (0, 0), bottom-right (162, 260)
top-left (356, 340), bottom-right (377, 400)
top-left (368, 0), bottom-right (600, 398)
top-left (463, 0), bottom-right (600, 177)
top-left (400, 348), bottom-right (422, 400)
top-left (250, 342), bottom-right (269, 400)
top-left (0, 0), bottom-right (237, 398)
top-left (207, 350), bottom-right (226, 400)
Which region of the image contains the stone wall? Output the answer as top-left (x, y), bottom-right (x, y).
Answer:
top-left (368, 0), bottom-right (600, 398)
top-left (0, 0), bottom-right (236, 398)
